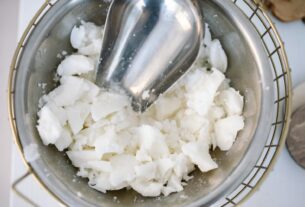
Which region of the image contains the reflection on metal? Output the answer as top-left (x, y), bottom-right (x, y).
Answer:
top-left (96, 0), bottom-right (203, 112)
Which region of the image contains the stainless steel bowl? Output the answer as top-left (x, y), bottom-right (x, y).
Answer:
top-left (12, 0), bottom-right (275, 206)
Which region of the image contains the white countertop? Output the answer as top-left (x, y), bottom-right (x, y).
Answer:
top-left (4, 0), bottom-right (305, 206)
top-left (0, 0), bottom-right (19, 207)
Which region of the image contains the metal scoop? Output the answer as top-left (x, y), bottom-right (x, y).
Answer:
top-left (96, 0), bottom-right (203, 112)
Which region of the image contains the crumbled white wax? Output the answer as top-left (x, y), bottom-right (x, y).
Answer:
top-left (37, 21), bottom-right (244, 197)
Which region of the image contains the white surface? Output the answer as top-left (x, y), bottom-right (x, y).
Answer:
top-left (7, 0), bottom-right (305, 206)
top-left (0, 0), bottom-right (19, 207)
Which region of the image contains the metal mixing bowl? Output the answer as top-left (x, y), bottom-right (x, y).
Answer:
top-left (12, 0), bottom-right (275, 206)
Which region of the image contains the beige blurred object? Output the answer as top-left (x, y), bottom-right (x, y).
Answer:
top-left (264, 0), bottom-right (305, 22)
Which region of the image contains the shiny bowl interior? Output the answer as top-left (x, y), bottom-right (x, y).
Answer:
top-left (14, 0), bottom-right (275, 206)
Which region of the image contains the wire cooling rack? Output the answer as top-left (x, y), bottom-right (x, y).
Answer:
top-left (9, 0), bottom-right (291, 206)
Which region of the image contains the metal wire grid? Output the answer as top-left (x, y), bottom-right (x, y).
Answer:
top-left (9, 0), bottom-right (291, 206)
top-left (215, 0), bottom-right (291, 206)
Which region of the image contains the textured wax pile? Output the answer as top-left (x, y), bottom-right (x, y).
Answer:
top-left (37, 21), bottom-right (244, 197)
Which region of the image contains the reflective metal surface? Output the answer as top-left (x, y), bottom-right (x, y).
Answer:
top-left (12, 0), bottom-right (276, 206)
top-left (96, 0), bottom-right (203, 112)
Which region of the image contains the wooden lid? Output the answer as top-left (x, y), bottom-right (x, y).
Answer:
top-left (265, 0), bottom-right (305, 22)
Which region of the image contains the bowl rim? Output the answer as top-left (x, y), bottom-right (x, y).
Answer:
top-left (8, 0), bottom-right (292, 206)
